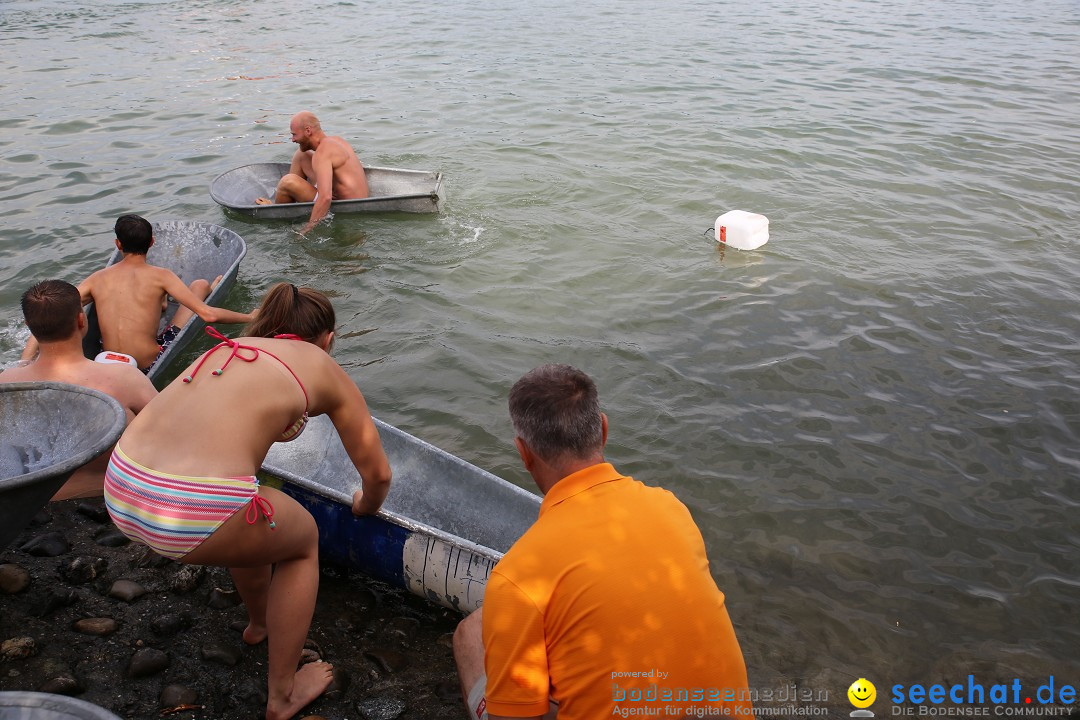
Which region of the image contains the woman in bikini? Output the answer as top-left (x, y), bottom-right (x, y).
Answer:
top-left (103, 282), bottom-right (391, 720)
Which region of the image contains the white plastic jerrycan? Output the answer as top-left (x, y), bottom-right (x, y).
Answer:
top-left (713, 210), bottom-right (769, 250)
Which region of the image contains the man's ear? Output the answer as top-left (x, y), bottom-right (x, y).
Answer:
top-left (514, 436), bottom-right (535, 472)
top-left (77, 312), bottom-right (88, 331)
top-left (600, 412), bottom-right (608, 448)
top-left (114, 238), bottom-right (123, 252)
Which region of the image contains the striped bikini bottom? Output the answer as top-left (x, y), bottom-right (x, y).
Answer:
top-left (104, 445), bottom-right (274, 560)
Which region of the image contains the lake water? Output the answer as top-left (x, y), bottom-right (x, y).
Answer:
top-left (2, 0), bottom-right (1078, 706)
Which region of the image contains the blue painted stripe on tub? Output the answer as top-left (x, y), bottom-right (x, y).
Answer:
top-left (280, 483), bottom-right (407, 588)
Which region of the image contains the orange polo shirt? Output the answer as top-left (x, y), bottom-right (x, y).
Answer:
top-left (482, 463), bottom-right (750, 719)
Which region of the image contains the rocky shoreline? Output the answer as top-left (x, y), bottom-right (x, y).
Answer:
top-left (0, 498), bottom-right (465, 720)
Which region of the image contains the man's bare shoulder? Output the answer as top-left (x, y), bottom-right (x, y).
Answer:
top-left (0, 364), bottom-right (33, 383)
top-left (119, 262), bottom-right (182, 289)
top-left (76, 362), bottom-right (157, 409)
top-left (320, 136), bottom-right (359, 160)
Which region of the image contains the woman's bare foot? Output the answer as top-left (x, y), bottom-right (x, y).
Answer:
top-left (255, 197), bottom-right (273, 205)
top-left (242, 621), bottom-right (268, 645)
top-left (265, 661), bottom-right (334, 720)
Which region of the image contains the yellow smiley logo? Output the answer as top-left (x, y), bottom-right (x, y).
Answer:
top-left (848, 678), bottom-right (876, 709)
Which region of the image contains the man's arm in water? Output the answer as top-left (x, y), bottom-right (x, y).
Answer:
top-left (302, 148), bottom-right (335, 234)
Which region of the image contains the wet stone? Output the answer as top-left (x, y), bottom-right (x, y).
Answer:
top-left (160, 684), bottom-right (198, 707)
top-left (135, 546), bottom-right (171, 569)
top-left (93, 527), bottom-right (130, 548)
top-left (39, 674), bottom-right (82, 696)
top-left (299, 648), bottom-right (322, 665)
top-left (206, 586), bottom-right (241, 609)
top-left (436, 632), bottom-right (455, 650)
top-left (233, 676), bottom-right (267, 708)
top-left (150, 612), bottom-right (192, 637)
top-left (170, 565), bottom-right (205, 593)
top-left (387, 616), bottom-right (420, 640)
top-left (20, 531), bottom-right (70, 557)
top-left (31, 508), bottom-right (51, 526)
top-left (73, 617), bottom-right (118, 636)
top-left (332, 615), bottom-right (356, 633)
top-left (108, 579), bottom-right (146, 603)
top-left (363, 648), bottom-right (408, 673)
top-left (434, 678), bottom-right (459, 702)
top-left (127, 647), bottom-right (169, 678)
top-left (348, 588), bottom-right (378, 611)
top-left (0, 564), bottom-right (31, 594)
top-left (327, 666), bottom-right (350, 696)
top-left (61, 556), bottom-right (108, 584)
top-left (30, 588), bottom-right (77, 618)
top-left (76, 502), bottom-right (110, 524)
top-left (356, 695), bottom-right (406, 720)
top-left (1, 637), bottom-right (36, 661)
top-left (200, 641), bottom-right (242, 666)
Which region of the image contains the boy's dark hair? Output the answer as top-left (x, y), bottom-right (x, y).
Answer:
top-left (114, 214), bottom-right (153, 254)
top-left (21, 280), bottom-right (82, 342)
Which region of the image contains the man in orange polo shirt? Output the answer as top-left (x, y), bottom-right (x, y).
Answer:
top-left (453, 364), bottom-right (751, 720)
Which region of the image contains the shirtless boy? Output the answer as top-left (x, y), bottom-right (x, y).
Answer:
top-left (255, 111), bottom-right (370, 233)
top-left (26, 215), bottom-right (256, 373)
top-left (1, 279), bottom-right (157, 499)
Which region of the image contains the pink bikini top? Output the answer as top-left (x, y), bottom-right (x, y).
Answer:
top-left (183, 327), bottom-right (310, 442)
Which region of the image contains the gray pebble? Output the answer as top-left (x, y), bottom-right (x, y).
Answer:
top-left (108, 579), bottom-right (146, 602)
top-left (61, 556), bottom-right (108, 584)
top-left (127, 647), bottom-right (169, 678)
top-left (150, 612), bottom-right (192, 636)
top-left (356, 695), bottom-right (406, 720)
top-left (20, 531), bottom-right (70, 557)
top-left (349, 588), bottom-right (378, 611)
top-left (135, 546), bottom-right (171, 569)
top-left (170, 564), bottom-right (205, 593)
top-left (327, 666), bottom-right (350, 696)
top-left (72, 617), bottom-right (118, 636)
top-left (200, 641), bottom-right (242, 666)
top-left (160, 684), bottom-right (198, 707)
top-left (363, 648), bottom-right (408, 673)
top-left (30, 588), bottom-right (77, 618)
top-left (76, 503), bottom-right (110, 524)
top-left (206, 586), bottom-right (241, 609)
top-left (233, 676), bottom-right (267, 707)
top-left (39, 674), bottom-right (82, 696)
top-left (93, 527), bottom-right (130, 547)
top-left (387, 616), bottom-right (420, 640)
top-left (0, 637), bottom-right (36, 661)
top-left (0, 564), bottom-right (31, 594)
top-left (434, 678), bottom-right (459, 702)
